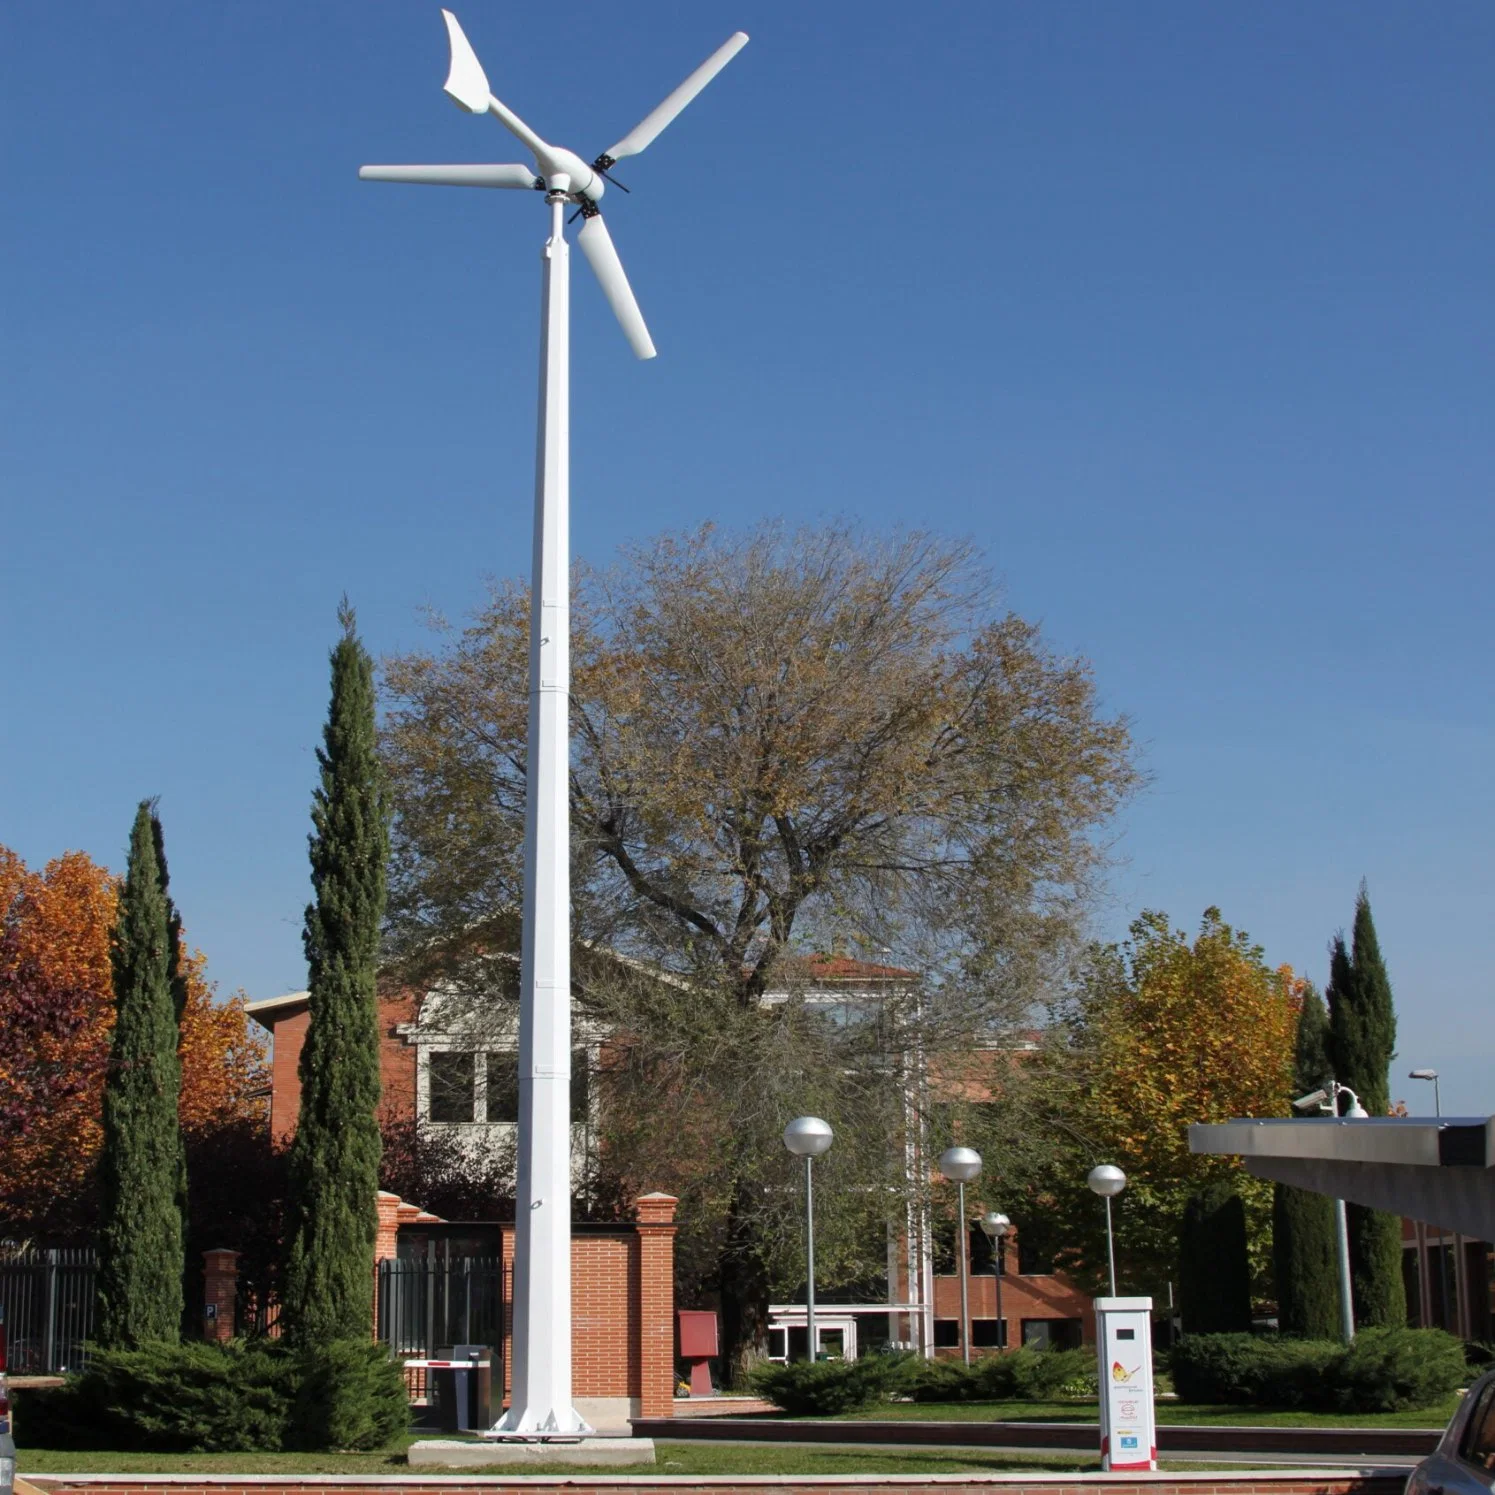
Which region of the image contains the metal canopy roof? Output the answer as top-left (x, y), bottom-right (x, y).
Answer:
top-left (1190, 1116), bottom-right (1495, 1241)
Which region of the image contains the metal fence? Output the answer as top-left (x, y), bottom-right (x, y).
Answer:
top-left (0, 1248), bottom-right (96, 1374)
top-left (0, 1250), bottom-right (506, 1385)
top-left (377, 1255), bottom-right (506, 1356)
top-left (377, 1255), bottom-right (506, 1403)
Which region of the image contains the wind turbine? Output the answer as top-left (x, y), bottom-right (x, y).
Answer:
top-left (360, 12), bottom-right (748, 1439)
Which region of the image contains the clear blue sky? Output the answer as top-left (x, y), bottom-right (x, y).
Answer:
top-left (4, 3), bottom-right (1491, 1113)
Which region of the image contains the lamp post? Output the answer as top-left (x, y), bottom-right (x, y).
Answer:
top-left (784, 1117), bottom-right (833, 1362)
top-left (979, 1211), bottom-right (1011, 1350)
top-left (1409, 1068), bottom-right (1460, 1334)
top-left (1333, 1084), bottom-right (1366, 1342)
top-left (1409, 1068), bottom-right (1441, 1118)
top-left (1086, 1165), bottom-right (1126, 1297)
top-left (938, 1146), bottom-right (982, 1365)
top-left (1293, 1083), bottom-right (1366, 1341)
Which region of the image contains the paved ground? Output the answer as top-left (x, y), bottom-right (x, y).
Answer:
top-left (14, 1472), bottom-right (1415, 1494)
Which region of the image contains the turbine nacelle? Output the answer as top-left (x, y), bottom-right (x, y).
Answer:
top-left (536, 147), bottom-right (602, 203)
top-left (363, 9), bottom-right (749, 360)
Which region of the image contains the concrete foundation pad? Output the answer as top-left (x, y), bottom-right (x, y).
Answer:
top-left (407, 1437), bottom-right (656, 1468)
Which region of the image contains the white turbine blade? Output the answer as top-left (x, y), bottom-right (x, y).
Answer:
top-left (441, 10), bottom-right (551, 161)
top-left (441, 10), bottom-right (491, 113)
top-left (577, 215), bottom-right (656, 360)
top-left (603, 32), bottom-right (749, 162)
top-left (359, 164), bottom-right (540, 189)
top-left (484, 94), bottom-right (550, 162)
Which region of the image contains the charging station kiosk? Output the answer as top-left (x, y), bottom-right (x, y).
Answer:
top-left (1094, 1296), bottom-right (1156, 1471)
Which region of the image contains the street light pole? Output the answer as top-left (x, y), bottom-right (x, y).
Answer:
top-left (784, 1117), bottom-right (833, 1362)
top-left (980, 1211), bottom-right (1011, 1351)
top-left (1087, 1165), bottom-right (1126, 1298)
top-left (1333, 1197), bottom-right (1355, 1343)
top-left (1409, 1068), bottom-right (1454, 1331)
top-left (938, 1147), bottom-right (982, 1367)
top-left (804, 1155), bottom-right (816, 1354)
top-left (1331, 1082), bottom-right (1368, 1341)
top-left (1408, 1069), bottom-right (1442, 1120)
top-left (1290, 1082), bottom-right (1367, 1341)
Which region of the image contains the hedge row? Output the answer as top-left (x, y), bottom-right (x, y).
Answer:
top-left (15, 1339), bottom-right (409, 1452)
top-left (1170, 1328), bottom-right (1464, 1413)
top-left (901, 1347), bottom-right (1095, 1403)
top-left (747, 1355), bottom-right (907, 1415)
top-left (749, 1346), bottom-right (1096, 1415)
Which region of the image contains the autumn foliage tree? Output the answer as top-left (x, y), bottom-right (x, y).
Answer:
top-left (1044, 908), bottom-right (1299, 1294)
top-left (0, 840), bottom-right (268, 1245)
top-left (0, 846), bottom-right (118, 1237)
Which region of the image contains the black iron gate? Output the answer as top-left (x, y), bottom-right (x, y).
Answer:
top-left (376, 1254), bottom-right (506, 1360)
top-left (0, 1248), bottom-right (96, 1374)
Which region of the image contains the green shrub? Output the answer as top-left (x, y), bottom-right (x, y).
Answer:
top-left (748, 1355), bottom-right (905, 1415)
top-left (1171, 1329), bottom-right (1463, 1413)
top-left (284, 1339), bottom-right (410, 1451)
top-left (900, 1347), bottom-right (1094, 1403)
top-left (898, 1356), bottom-right (973, 1403)
top-left (1330, 1327), bottom-right (1465, 1413)
top-left (1170, 1334), bottom-right (1336, 1408)
top-left (14, 1338), bottom-right (408, 1452)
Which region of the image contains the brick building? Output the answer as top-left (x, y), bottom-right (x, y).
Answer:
top-left (249, 954), bottom-right (1096, 1369)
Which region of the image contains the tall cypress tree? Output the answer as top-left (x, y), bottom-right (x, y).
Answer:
top-left (1274, 982), bottom-right (1341, 1336)
top-left (149, 814), bottom-right (191, 1276)
top-left (1179, 1181), bottom-right (1253, 1333)
top-left (282, 602), bottom-right (388, 1344)
top-left (1328, 888), bottom-right (1406, 1327)
top-left (97, 802), bottom-right (185, 1347)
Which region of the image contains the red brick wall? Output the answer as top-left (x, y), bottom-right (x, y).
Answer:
top-left (572, 1232), bottom-right (634, 1396)
top-left (201, 1250), bottom-right (239, 1343)
top-left (635, 1192), bottom-right (677, 1417)
top-left (394, 1195), bottom-right (677, 1416)
top-left (265, 989), bottom-right (417, 1145)
top-left (932, 1270), bottom-right (1095, 1349)
top-left (268, 1005), bottom-right (309, 1143)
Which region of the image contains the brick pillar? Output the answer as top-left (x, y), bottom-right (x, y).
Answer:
top-left (634, 1193), bottom-right (678, 1419)
top-left (375, 1191), bottom-right (403, 1262)
top-left (202, 1249), bottom-right (239, 1342)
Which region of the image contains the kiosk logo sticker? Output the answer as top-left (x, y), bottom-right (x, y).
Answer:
top-left (1111, 1360), bottom-right (1140, 1384)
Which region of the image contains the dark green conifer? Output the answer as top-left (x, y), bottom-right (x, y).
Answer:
top-left (149, 814), bottom-right (191, 1268)
top-left (1327, 888), bottom-right (1406, 1327)
top-left (97, 802), bottom-right (185, 1347)
top-left (282, 602), bottom-right (388, 1344)
top-left (1274, 982), bottom-right (1341, 1336)
top-left (1179, 1181), bottom-right (1253, 1333)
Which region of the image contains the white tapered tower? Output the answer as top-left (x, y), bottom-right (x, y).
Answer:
top-left (360, 10), bottom-right (747, 1438)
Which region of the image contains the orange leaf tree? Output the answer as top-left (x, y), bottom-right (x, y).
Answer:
top-left (0, 842), bottom-right (268, 1243)
top-left (0, 847), bottom-right (117, 1235)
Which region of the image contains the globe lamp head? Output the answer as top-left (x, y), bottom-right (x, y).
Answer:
top-left (979, 1210), bottom-right (1011, 1239)
top-left (1087, 1163), bottom-right (1127, 1198)
top-left (938, 1145), bottom-right (983, 1184)
top-left (783, 1115), bottom-right (833, 1158)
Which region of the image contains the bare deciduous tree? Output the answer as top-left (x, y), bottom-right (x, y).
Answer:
top-left (381, 523), bottom-right (1140, 1370)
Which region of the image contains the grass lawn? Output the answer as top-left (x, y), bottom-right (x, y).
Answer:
top-left (830, 1398), bottom-right (1459, 1429)
top-left (17, 1441), bottom-right (1113, 1478)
